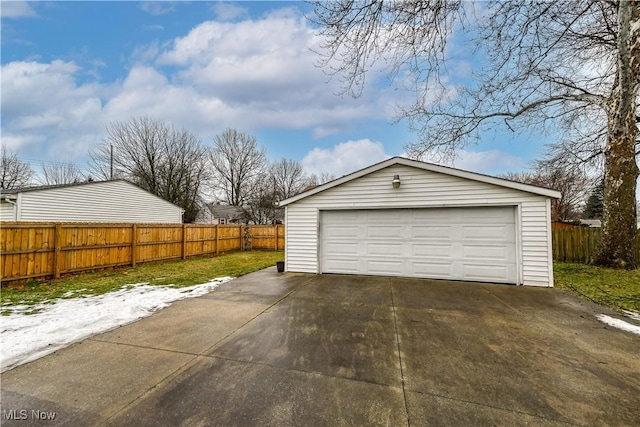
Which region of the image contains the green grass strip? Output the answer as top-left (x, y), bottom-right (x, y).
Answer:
top-left (554, 262), bottom-right (640, 314)
top-left (1, 251), bottom-right (284, 311)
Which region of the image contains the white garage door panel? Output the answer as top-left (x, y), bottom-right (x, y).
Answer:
top-left (325, 225), bottom-right (359, 238)
top-left (366, 259), bottom-right (403, 275)
top-left (368, 226), bottom-right (402, 238)
top-left (412, 244), bottom-right (451, 257)
top-left (462, 225), bottom-right (513, 240)
top-left (327, 261), bottom-right (360, 274)
top-left (413, 225), bottom-right (452, 238)
top-left (463, 245), bottom-right (512, 260)
top-left (463, 264), bottom-right (510, 282)
top-left (413, 262), bottom-right (453, 278)
top-left (369, 242), bottom-right (401, 255)
top-left (320, 207), bottom-right (517, 284)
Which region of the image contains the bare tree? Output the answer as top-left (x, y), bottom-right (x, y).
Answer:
top-left (306, 172), bottom-right (336, 187)
top-left (501, 165), bottom-right (593, 221)
top-left (1, 146), bottom-right (33, 189)
top-left (90, 117), bottom-right (209, 223)
top-left (313, 0), bottom-right (639, 268)
top-left (245, 175), bottom-right (280, 224)
top-left (39, 160), bottom-right (84, 185)
top-left (270, 158), bottom-right (307, 200)
top-left (209, 129), bottom-right (267, 206)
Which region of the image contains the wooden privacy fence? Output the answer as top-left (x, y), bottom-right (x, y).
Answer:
top-left (0, 222), bottom-right (284, 283)
top-left (552, 227), bottom-right (640, 263)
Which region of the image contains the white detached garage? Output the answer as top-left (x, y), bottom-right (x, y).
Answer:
top-left (0, 180), bottom-right (184, 223)
top-left (280, 157), bottom-right (561, 287)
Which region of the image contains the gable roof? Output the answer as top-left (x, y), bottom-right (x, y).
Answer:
top-left (2, 179), bottom-right (129, 195)
top-left (0, 179), bottom-right (183, 210)
top-left (279, 156), bottom-right (561, 206)
top-left (206, 204), bottom-right (248, 220)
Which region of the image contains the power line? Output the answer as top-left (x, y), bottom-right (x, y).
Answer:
top-left (16, 157), bottom-right (90, 168)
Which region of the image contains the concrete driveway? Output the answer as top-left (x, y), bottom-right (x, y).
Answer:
top-left (2, 268), bottom-right (639, 426)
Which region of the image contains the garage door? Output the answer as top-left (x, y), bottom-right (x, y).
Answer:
top-left (320, 207), bottom-right (517, 283)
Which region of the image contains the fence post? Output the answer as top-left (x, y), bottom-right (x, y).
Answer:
top-left (215, 224), bottom-right (219, 255)
top-left (275, 225), bottom-right (279, 251)
top-left (240, 225), bottom-right (244, 251)
top-left (182, 224), bottom-right (187, 260)
top-left (131, 224), bottom-right (137, 267)
top-left (54, 224), bottom-right (62, 279)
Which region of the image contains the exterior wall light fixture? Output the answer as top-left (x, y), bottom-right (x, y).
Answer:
top-left (392, 174), bottom-right (401, 189)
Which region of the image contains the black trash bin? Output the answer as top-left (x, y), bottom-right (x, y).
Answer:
top-left (276, 261), bottom-right (285, 273)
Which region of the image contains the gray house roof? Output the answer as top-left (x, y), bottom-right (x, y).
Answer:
top-left (206, 204), bottom-right (248, 220)
top-left (0, 180), bottom-right (101, 196)
top-left (0, 179), bottom-right (180, 206)
top-left (1, 180), bottom-right (118, 195)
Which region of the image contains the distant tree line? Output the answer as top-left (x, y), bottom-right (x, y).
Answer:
top-left (3, 116), bottom-right (618, 225)
top-left (1, 117), bottom-right (332, 224)
top-left (82, 116), bottom-right (332, 224)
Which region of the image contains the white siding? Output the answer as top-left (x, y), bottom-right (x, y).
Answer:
top-left (285, 164), bottom-right (554, 287)
top-left (0, 201), bottom-right (16, 221)
top-left (15, 181), bottom-right (183, 223)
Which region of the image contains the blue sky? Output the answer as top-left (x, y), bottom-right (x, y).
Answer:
top-left (1, 1), bottom-right (551, 180)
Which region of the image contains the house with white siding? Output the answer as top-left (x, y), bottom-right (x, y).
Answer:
top-left (195, 203), bottom-right (249, 224)
top-left (0, 180), bottom-right (183, 223)
top-left (279, 157), bottom-right (561, 287)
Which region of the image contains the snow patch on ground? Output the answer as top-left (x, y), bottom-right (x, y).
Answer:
top-left (596, 314), bottom-right (640, 336)
top-left (0, 277), bottom-right (233, 372)
top-left (622, 310), bottom-right (640, 322)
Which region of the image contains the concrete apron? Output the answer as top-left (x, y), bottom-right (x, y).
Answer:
top-left (1, 268), bottom-right (638, 426)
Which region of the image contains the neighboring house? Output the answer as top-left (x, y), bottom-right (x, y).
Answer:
top-left (271, 207), bottom-right (285, 224)
top-left (196, 203), bottom-right (248, 225)
top-left (280, 157), bottom-right (561, 287)
top-left (579, 218), bottom-right (640, 229)
top-left (0, 180), bottom-right (183, 223)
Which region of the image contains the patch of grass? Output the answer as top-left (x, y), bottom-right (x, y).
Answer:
top-left (1, 251), bottom-right (284, 311)
top-left (554, 262), bottom-right (640, 313)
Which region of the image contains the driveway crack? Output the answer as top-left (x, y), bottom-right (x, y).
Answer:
top-left (390, 278), bottom-right (411, 427)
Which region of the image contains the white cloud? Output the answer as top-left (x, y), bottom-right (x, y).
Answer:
top-left (103, 66), bottom-right (228, 129)
top-left (1, 1), bottom-right (36, 18)
top-left (130, 41), bottom-right (162, 65)
top-left (0, 133), bottom-right (47, 152)
top-left (2, 60), bottom-right (82, 115)
top-left (1, 60), bottom-right (107, 159)
top-left (211, 2), bottom-right (248, 21)
top-left (153, 11), bottom-right (392, 134)
top-left (302, 139), bottom-right (391, 178)
top-left (139, 1), bottom-right (175, 16)
top-left (0, 8), bottom-right (408, 165)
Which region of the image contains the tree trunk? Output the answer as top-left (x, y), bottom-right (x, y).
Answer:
top-left (595, 112), bottom-right (639, 269)
top-left (594, 1), bottom-right (639, 269)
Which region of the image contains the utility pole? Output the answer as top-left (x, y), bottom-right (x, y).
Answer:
top-left (110, 144), bottom-right (113, 180)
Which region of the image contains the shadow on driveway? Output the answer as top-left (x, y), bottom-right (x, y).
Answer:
top-left (2, 268), bottom-right (639, 426)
